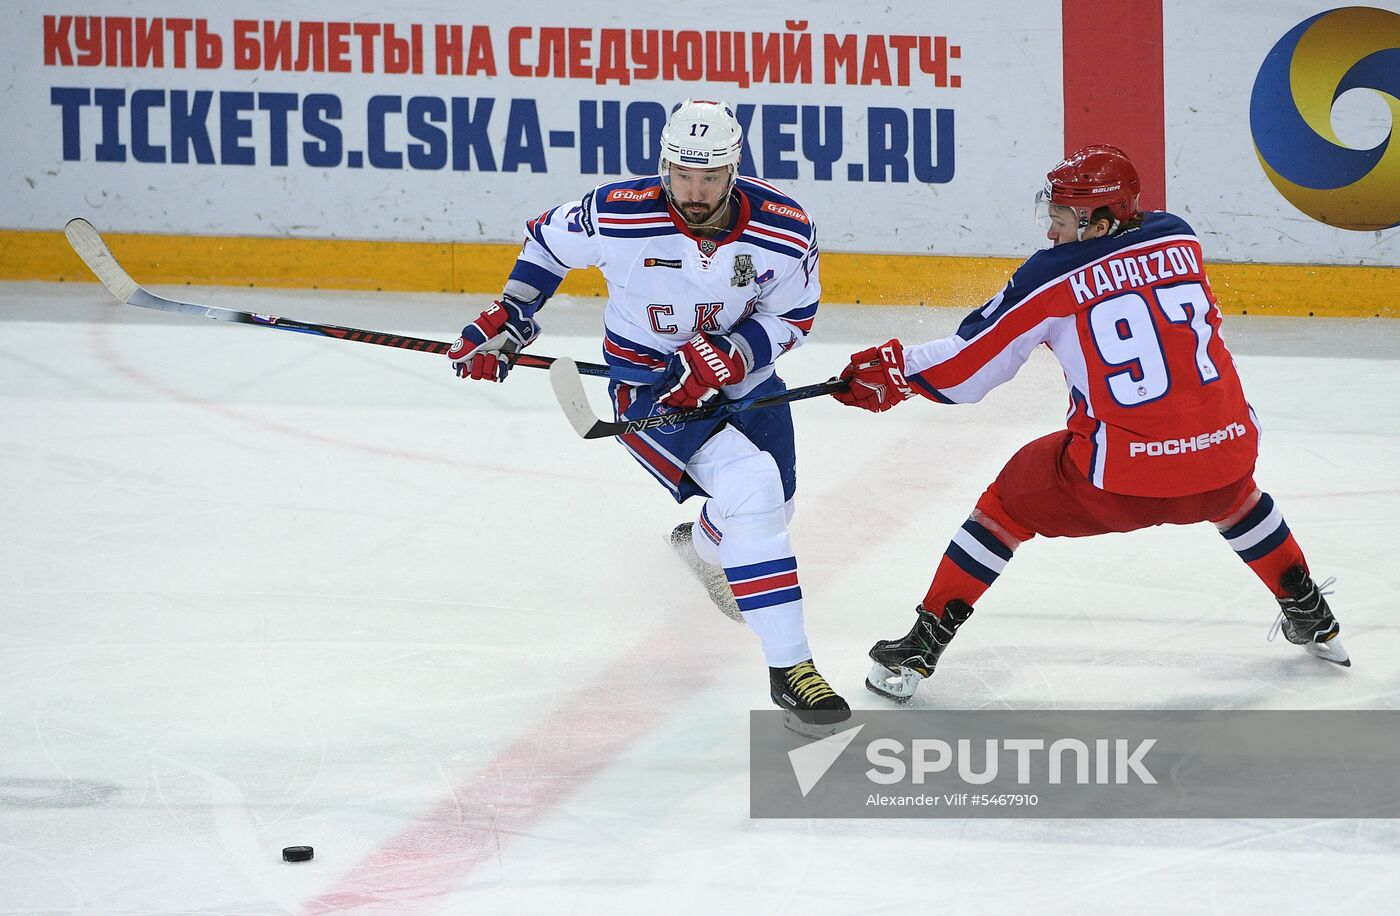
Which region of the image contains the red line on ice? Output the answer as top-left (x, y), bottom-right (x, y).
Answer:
top-left (300, 625), bottom-right (713, 913)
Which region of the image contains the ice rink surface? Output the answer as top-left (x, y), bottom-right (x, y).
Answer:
top-left (3, 278), bottom-right (1399, 914)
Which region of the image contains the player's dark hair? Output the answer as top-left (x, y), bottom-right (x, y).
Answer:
top-left (1094, 206), bottom-right (1145, 235)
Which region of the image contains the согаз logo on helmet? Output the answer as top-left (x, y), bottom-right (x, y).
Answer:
top-left (1249, 7), bottom-right (1400, 231)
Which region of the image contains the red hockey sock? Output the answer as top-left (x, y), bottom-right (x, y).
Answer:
top-left (920, 504), bottom-right (1024, 614)
top-left (922, 551), bottom-right (997, 614)
top-left (1215, 490), bottom-right (1308, 597)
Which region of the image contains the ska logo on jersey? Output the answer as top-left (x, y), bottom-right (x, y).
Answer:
top-left (644, 258), bottom-right (682, 269)
top-left (730, 254), bottom-right (756, 287)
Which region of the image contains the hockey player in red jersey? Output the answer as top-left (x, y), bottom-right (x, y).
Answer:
top-left (833, 145), bottom-right (1348, 704)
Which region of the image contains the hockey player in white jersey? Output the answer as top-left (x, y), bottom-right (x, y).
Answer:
top-left (447, 99), bottom-right (849, 735)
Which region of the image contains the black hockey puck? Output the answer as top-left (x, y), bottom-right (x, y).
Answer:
top-left (282, 846), bottom-right (314, 862)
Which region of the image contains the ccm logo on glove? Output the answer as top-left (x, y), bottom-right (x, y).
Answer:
top-left (834, 338), bottom-right (913, 413)
top-left (865, 342), bottom-right (912, 398)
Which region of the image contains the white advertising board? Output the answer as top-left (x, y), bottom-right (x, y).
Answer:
top-left (1, 0), bottom-right (1062, 257)
top-left (4, 2), bottom-right (1394, 265)
top-left (1165, 1), bottom-right (1398, 265)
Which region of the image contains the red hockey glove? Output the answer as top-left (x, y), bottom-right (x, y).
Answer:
top-left (448, 298), bottom-right (540, 382)
top-left (833, 339), bottom-right (913, 413)
top-left (656, 333), bottom-right (749, 409)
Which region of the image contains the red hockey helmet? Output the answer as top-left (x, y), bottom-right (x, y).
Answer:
top-left (1039, 145), bottom-right (1142, 233)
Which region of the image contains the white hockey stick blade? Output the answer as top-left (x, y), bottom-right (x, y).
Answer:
top-left (63, 219), bottom-right (622, 372)
top-left (64, 217), bottom-right (227, 321)
top-left (549, 357), bottom-right (606, 438)
top-left (64, 218), bottom-right (140, 304)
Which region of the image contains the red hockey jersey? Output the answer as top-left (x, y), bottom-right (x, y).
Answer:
top-left (903, 212), bottom-right (1259, 498)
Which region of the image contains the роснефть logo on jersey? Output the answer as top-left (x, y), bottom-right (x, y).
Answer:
top-left (1249, 6), bottom-right (1400, 231)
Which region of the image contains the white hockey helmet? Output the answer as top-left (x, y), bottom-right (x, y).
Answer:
top-left (659, 98), bottom-right (743, 196)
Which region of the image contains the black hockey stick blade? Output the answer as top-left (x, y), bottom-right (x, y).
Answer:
top-left (62, 217), bottom-right (611, 377)
top-left (549, 356), bottom-right (848, 439)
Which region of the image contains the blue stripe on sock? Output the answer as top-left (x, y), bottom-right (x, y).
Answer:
top-left (724, 556), bottom-right (797, 583)
top-left (1220, 492), bottom-right (1276, 542)
top-left (947, 542), bottom-right (999, 586)
top-left (736, 586), bottom-right (803, 612)
top-left (962, 519), bottom-right (1014, 561)
top-left (1237, 521), bottom-right (1292, 562)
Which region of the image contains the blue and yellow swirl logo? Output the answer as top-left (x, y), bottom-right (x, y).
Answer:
top-left (1250, 7), bottom-right (1400, 231)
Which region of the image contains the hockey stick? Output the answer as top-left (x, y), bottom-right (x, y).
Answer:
top-left (549, 357), bottom-right (848, 439)
top-left (62, 217), bottom-right (611, 378)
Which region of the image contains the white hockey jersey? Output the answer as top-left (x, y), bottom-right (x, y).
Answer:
top-left (506, 174), bottom-right (821, 398)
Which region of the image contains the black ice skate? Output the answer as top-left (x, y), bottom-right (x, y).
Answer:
top-left (770, 660), bottom-right (851, 738)
top-left (866, 600), bottom-right (975, 703)
top-left (1270, 565), bottom-right (1350, 666)
top-left (668, 523), bottom-right (743, 623)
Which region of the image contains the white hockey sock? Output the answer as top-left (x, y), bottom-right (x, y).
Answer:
top-left (742, 603), bottom-right (811, 668)
top-left (720, 529), bottom-right (810, 668)
top-left (684, 428), bottom-right (811, 667)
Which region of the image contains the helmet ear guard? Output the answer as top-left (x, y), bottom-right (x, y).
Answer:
top-left (1039, 144), bottom-right (1142, 238)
